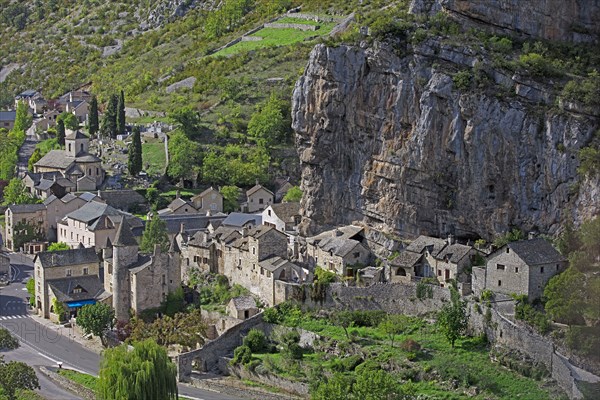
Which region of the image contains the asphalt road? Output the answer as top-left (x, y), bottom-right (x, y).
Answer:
top-left (0, 254), bottom-right (244, 400)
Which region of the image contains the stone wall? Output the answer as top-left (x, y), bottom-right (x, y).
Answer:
top-left (39, 366), bottom-right (95, 400)
top-left (177, 312), bottom-right (265, 381)
top-left (227, 364), bottom-right (309, 396)
top-left (264, 23), bottom-right (318, 31)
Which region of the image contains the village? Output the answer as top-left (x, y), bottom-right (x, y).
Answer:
top-left (0, 85), bottom-right (594, 400)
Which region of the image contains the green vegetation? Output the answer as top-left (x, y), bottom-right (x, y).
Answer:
top-left (493, 228), bottom-right (524, 248)
top-left (0, 356), bottom-right (40, 400)
top-left (513, 295), bottom-right (550, 334)
top-left (46, 242), bottom-right (70, 252)
top-left (97, 340), bottom-right (178, 400)
top-left (282, 185), bottom-right (302, 202)
top-left (140, 216), bottom-right (169, 253)
top-left (26, 278), bottom-right (35, 307)
top-left (234, 304), bottom-right (560, 399)
top-left (437, 284), bottom-right (468, 348)
top-left (0, 328), bottom-right (18, 350)
top-left (167, 130), bottom-right (201, 182)
top-left (2, 178), bottom-right (37, 205)
top-left (221, 185), bottom-right (241, 212)
top-left (76, 303), bottom-right (115, 347)
top-left (128, 308), bottom-right (206, 349)
top-left (128, 126), bottom-right (143, 176)
top-left (141, 138), bottom-right (167, 177)
top-left (52, 298), bottom-right (66, 322)
top-left (192, 273), bottom-right (251, 312)
top-left (58, 369), bottom-right (98, 391)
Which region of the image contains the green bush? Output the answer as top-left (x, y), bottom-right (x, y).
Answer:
top-left (330, 354), bottom-right (363, 372)
top-left (488, 36), bottom-right (513, 53)
top-left (453, 70), bottom-right (472, 91)
top-left (561, 70), bottom-right (600, 107)
top-left (231, 345), bottom-right (252, 365)
top-left (0, 328), bottom-right (18, 350)
top-left (416, 280), bottom-right (434, 299)
top-left (514, 295), bottom-right (551, 334)
top-left (566, 326), bottom-right (600, 361)
top-left (243, 329), bottom-right (268, 353)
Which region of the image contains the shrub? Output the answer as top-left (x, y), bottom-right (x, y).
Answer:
top-left (330, 354), bottom-right (363, 372)
top-left (488, 36), bottom-right (513, 53)
top-left (243, 329), bottom-right (267, 353)
top-left (399, 338), bottom-right (421, 352)
top-left (453, 70), bottom-right (472, 91)
top-left (0, 328), bottom-right (18, 350)
top-left (231, 345), bottom-right (252, 365)
top-left (416, 281), bottom-right (434, 299)
top-left (262, 307), bottom-right (281, 324)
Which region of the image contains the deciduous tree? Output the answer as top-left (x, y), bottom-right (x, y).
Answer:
top-left (46, 242), bottom-right (70, 252)
top-left (2, 178), bottom-right (33, 205)
top-left (247, 93), bottom-right (286, 149)
top-left (220, 185), bottom-right (240, 212)
top-left (140, 216), bottom-right (169, 253)
top-left (283, 186), bottom-right (302, 202)
top-left (97, 340), bottom-right (178, 400)
top-left (437, 284), bottom-right (468, 348)
top-left (0, 356), bottom-right (40, 400)
top-left (167, 130), bottom-right (201, 183)
top-left (77, 303), bottom-right (115, 346)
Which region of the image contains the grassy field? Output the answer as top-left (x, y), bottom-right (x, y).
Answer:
top-left (213, 22), bottom-right (337, 57)
top-left (141, 137), bottom-right (167, 177)
top-left (245, 310), bottom-right (564, 400)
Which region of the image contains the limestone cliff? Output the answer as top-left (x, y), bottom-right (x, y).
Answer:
top-left (292, 42), bottom-right (599, 239)
top-left (411, 0), bottom-right (600, 43)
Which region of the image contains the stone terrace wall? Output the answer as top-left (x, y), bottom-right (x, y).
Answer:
top-left (177, 313), bottom-right (265, 381)
top-left (264, 22), bottom-right (318, 31)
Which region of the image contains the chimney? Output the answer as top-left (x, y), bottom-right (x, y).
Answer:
top-left (176, 189), bottom-right (180, 199)
top-left (242, 226), bottom-right (250, 237)
top-left (180, 223), bottom-right (185, 234)
top-left (53, 175), bottom-right (56, 182)
top-left (333, 229), bottom-right (342, 237)
top-left (206, 210), bottom-right (212, 216)
top-left (447, 234), bottom-right (454, 245)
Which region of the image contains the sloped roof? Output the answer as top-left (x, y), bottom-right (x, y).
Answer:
top-left (78, 192), bottom-right (99, 202)
top-left (65, 164), bottom-right (84, 176)
top-left (506, 238), bottom-right (566, 265)
top-left (259, 256), bottom-right (295, 272)
top-left (75, 154), bottom-right (101, 163)
top-left (65, 202), bottom-right (121, 223)
top-left (222, 213), bottom-right (262, 228)
top-left (167, 197), bottom-right (194, 211)
top-left (0, 111), bottom-right (16, 121)
top-left (36, 248), bottom-right (98, 268)
top-left (268, 202), bottom-right (300, 223)
top-left (435, 243), bottom-right (473, 264)
top-left (406, 235), bottom-right (448, 255)
top-left (48, 275), bottom-right (105, 303)
top-left (230, 296), bottom-right (257, 310)
top-left (7, 204), bottom-right (46, 214)
top-left (114, 218), bottom-right (138, 247)
top-left (160, 214), bottom-right (226, 235)
top-left (192, 186), bottom-right (222, 200)
top-left (43, 195), bottom-right (58, 206)
top-left (246, 184), bottom-right (273, 197)
top-left (65, 130), bottom-right (88, 140)
top-left (35, 150), bottom-right (74, 169)
top-left (128, 255), bottom-right (152, 274)
top-left (390, 251), bottom-right (423, 268)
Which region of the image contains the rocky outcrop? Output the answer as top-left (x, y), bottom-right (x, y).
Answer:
top-left (292, 42), bottom-right (599, 239)
top-left (411, 0), bottom-right (600, 43)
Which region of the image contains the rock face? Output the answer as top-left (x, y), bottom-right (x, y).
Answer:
top-left (411, 0), bottom-right (600, 43)
top-left (292, 43), bottom-right (599, 239)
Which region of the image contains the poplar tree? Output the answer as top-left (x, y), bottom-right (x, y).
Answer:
top-left (89, 95), bottom-right (99, 136)
top-left (101, 94), bottom-right (118, 139)
top-left (96, 340), bottom-right (178, 400)
top-left (128, 125), bottom-right (143, 176)
top-left (56, 119), bottom-right (65, 146)
top-left (116, 89), bottom-right (126, 136)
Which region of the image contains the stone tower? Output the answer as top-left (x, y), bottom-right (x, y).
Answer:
top-left (64, 130), bottom-right (89, 157)
top-left (112, 218), bottom-right (138, 322)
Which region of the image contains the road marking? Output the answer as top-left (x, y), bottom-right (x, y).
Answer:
top-left (0, 315), bottom-right (28, 320)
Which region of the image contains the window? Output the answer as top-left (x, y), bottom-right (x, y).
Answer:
top-left (506, 248), bottom-right (509, 253)
top-left (194, 255), bottom-right (200, 263)
top-left (556, 264), bottom-right (559, 271)
top-left (162, 275), bottom-right (166, 284)
top-left (540, 266), bottom-right (544, 273)
top-left (437, 269), bottom-right (442, 276)
top-left (515, 267), bottom-right (519, 273)
top-left (83, 267), bottom-right (89, 275)
top-left (73, 288), bottom-right (82, 294)
top-left (496, 264), bottom-right (505, 270)
top-left (260, 267), bottom-right (264, 275)
top-left (210, 203), bottom-right (217, 210)
top-left (252, 247), bottom-right (256, 255)
top-left (68, 143), bottom-right (72, 152)
top-left (353, 252), bottom-right (360, 258)
top-left (498, 280), bottom-right (502, 286)
top-left (66, 269), bottom-right (72, 277)
top-left (80, 143), bottom-right (84, 153)
top-left (259, 198), bottom-right (264, 204)
top-left (268, 210), bottom-right (272, 216)
top-left (88, 168), bottom-right (91, 175)
top-left (266, 271), bottom-right (271, 278)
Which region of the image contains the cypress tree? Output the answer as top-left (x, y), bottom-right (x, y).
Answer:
top-left (89, 95), bottom-right (99, 136)
top-left (56, 119), bottom-right (65, 146)
top-left (100, 94), bottom-right (118, 139)
top-left (116, 89), bottom-right (126, 136)
top-left (128, 125), bottom-right (143, 176)
top-left (97, 340), bottom-right (178, 400)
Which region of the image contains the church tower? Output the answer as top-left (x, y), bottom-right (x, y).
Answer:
top-left (112, 218), bottom-right (138, 322)
top-left (64, 130), bottom-right (90, 157)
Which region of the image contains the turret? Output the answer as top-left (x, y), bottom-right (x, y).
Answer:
top-left (64, 130), bottom-right (89, 157)
top-left (112, 218), bottom-right (138, 322)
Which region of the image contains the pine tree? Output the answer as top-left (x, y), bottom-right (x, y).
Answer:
top-left (89, 95), bottom-right (99, 136)
top-left (96, 340), bottom-right (178, 400)
top-left (116, 89), bottom-right (126, 136)
top-left (56, 119), bottom-right (65, 146)
top-left (128, 125), bottom-right (143, 176)
top-left (101, 94), bottom-right (118, 139)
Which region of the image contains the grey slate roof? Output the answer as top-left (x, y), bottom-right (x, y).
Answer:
top-left (406, 235), bottom-right (448, 255)
top-left (390, 251), bottom-right (423, 268)
top-left (7, 204), bottom-right (46, 214)
top-left (35, 150), bottom-right (75, 169)
top-left (48, 275), bottom-right (105, 303)
top-left (0, 111), bottom-right (16, 121)
top-left (160, 214), bottom-right (226, 235)
top-left (247, 184), bottom-right (273, 197)
top-left (36, 248), bottom-right (98, 268)
top-left (222, 213), bottom-right (262, 228)
top-left (506, 238), bottom-right (566, 265)
top-left (78, 192), bottom-right (100, 202)
top-left (230, 296), bottom-right (257, 310)
top-left (75, 154), bottom-right (101, 162)
top-left (65, 130), bottom-right (88, 140)
top-left (97, 190), bottom-right (146, 210)
top-left (66, 202), bottom-right (121, 223)
top-left (308, 225), bottom-right (367, 258)
top-left (268, 202), bottom-right (300, 223)
top-left (436, 243), bottom-right (473, 264)
top-left (259, 256), bottom-right (295, 272)
top-left (114, 218), bottom-right (138, 247)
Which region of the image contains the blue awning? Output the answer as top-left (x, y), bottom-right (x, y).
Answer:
top-left (66, 299), bottom-right (97, 308)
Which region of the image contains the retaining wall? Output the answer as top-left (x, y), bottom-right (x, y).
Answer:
top-left (264, 23), bottom-right (318, 31)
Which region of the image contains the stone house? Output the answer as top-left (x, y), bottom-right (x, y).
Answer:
top-left (427, 242), bottom-right (481, 287)
top-left (57, 201), bottom-right (143, 250)
top-left (221, 212), bottom-right (262, 229)
top-left (483, 238), bottom-right (567, 300)
top-left (389, 251), bottom-right (423, 283)
top-left (178, 230), bottom-right (218, 280)
top-left (262, 203), bottom-right (301, 233)
top-left (404, 235), bottom-right (448, 278)
top-left (65, 99), bottom-right (89, 124)
top-left (44, 193), bottom-right (88, 242)
top-left (33, 175), bottom-right (77, 200)
top-left (0, 111), bottom-right (16, 130)
top-left (224, 225), bottom-right (305, 306)
top-left (33, 247), bottom-right (107, 321)
top-left (227, 296), bottom-right (259, 320)
top-left (191, 187), bottom-right (224, 214)
top-left (103, 220), bottom-right (182, 322)
top-left (15, 89), bottom-right (44, 113)
top-left (157, 195), bottom-right (197, 217)
top-left (274, 177), bottom-right (294, 202)
top-left (305, 225), bottom-right (371, 277)
top-left (96, 190), bottom-right (147, 213)
top-left (34, 130), bottom-right (105, 191)
top-left (245, 184), bottom-right (274, 213)
top-left (4, 204), bottom-right (47, 252)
